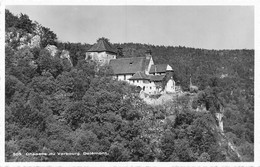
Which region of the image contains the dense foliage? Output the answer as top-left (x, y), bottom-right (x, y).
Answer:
top-left (5, 9), bottom-right (254, 162)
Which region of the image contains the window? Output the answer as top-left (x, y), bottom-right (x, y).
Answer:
top-left (137, 80), bottom-right (139, 83)
top-left (124, 75), bottom-right (126, 80)
top-left (150, 87), bottom-right (152, 89)
top-left (133, 80), bottom-right (135, 83)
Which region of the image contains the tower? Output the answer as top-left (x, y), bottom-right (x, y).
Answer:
top-left (86, 38), bottom-right (117, 66)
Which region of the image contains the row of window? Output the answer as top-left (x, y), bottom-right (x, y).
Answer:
top-left (144, 86), bottom-right (158, 90)
top-left (152, 72), bottom-right (164, 75)
top-left (117, 75), bottom-right (162, 86)
top-left (119, 74), bottom-right (134, 80)
top-left (133, 80), bottom-right (152, 84)
top-left (116, 75), bottom-right (154, 84)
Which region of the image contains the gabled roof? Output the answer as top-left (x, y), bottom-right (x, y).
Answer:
top-left (129, 71), bottom-right (149, 80)
top-left (149, 75), bottom-right (165, 81)
top-left (109, 57), bottom-right (149, 75)
top-left (149, 64), bottom-right (168, 73)
top-left (87, 39), bottom-right (117, 53)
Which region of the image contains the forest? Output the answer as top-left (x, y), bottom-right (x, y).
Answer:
top-left (5, 9), bottom-right (254, 162)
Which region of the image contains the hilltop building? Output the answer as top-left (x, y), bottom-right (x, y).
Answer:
top-left (85, 38), bottom-right (117, 66)
top-left (86, 38), bottom-right (176, 94)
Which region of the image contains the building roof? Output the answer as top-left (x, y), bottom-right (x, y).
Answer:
top-left (149, 75), bottom-right (165, 81)
top-left (87, 39), bottom-right (117, 53)
top-left (149, 64), bottom-right (168, 73)
top-left (129, 71), bottom-right (149, 80)
top-left (109, 57), bottom-right (149, 75)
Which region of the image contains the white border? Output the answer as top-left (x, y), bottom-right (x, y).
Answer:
top-left (3, 0), bottom-right (259, 6)
top-left (0, 0), bottom-right (5, 164)
top-left (1, 0), bottom-right (259, 166)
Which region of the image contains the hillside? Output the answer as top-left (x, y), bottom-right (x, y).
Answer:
top-left (5, 9), bottom-right (254, 162)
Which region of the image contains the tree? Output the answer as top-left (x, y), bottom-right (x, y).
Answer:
top-left (7, 47), bottom-right (38, 84)
top-left (5, 9), bottom-right (19, 30)
top-left (97, 37), bottom-right (110, 43)
top-left (108, 142), bottom-right (130, 161)
top-left (197, 152), bottom-right (210, 162)
top-left (5, 46), bottom-right (15, 71)
top-left (40, 26), bottom-right (58, 48)
top-left (16, 13), bottom-right (35, 33)
top-left (36, 49), bottom-right (63, 77)
top-left (63, 101), bottom-right (88, 130)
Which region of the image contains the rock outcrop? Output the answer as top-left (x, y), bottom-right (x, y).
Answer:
top-left (45, 45), bottom-right (58, 57)
top-left (29, 35), bottom-right (41, 48)
top-left (60, 50), bottom-right (73, 66)
top-left (5, 27), bottom-right (41, 50)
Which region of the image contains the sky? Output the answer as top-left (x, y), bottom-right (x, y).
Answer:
top-left (6, 5), bottom-right (254, 50)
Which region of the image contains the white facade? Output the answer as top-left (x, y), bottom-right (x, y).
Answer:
top-left (124, 78), bottom-right (163, 94)
top-left (138, 81), bottom-right (162, 94)
top-left (146, 81), bottom-right (162, 94)
top-left (129, 78), bottom-right (175, 94)
top-left (117, 74), bottom-right (133, 82)
top-left (86, 51), bottom-right (116, 66)
top-left (116, 74), bottom-right (175, 95)
top-left (165, 77), bottom-right (175, 93)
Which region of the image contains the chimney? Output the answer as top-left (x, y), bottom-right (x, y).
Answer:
top-left (145, 49), bottom-right (152, 59)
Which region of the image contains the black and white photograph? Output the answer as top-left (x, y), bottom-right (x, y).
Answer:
top-left (3, 0), bottom-right (256, 163)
